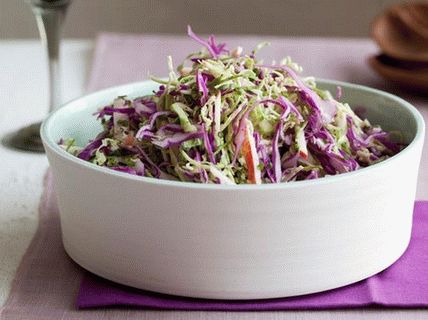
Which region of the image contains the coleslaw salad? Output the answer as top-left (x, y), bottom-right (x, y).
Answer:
top-left (61, 26), bottom-right (402, 184)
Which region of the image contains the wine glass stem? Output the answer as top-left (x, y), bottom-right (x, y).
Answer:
top-left (30, 1), bottom-right (70, 113)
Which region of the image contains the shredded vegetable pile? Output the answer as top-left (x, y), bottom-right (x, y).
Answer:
top-left (62, 27), bottom-right (402, 184)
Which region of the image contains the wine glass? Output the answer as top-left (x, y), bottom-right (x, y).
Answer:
top-left (3, 0), bottom-right (71, 152)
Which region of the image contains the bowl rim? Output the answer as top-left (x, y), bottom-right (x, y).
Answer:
top-left (41, 79), bottom-right (425, 190)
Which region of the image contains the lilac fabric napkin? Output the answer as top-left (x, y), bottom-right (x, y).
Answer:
top-left (77, 203), bottom-right (428, 311)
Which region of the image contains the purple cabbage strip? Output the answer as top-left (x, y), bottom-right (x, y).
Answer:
top-left (260, 99), bottom-right (291, 120)
top-left (187, 25), bottom-right (227, 59)
top-left (281, 168), bottom-right (300, 182)
top-left (308, 138), bottom-right (359, 174)
top-left (271, 106), bottom-right (291, 183)
top-left (195, 151), bottom-right (209, 183)
top-left (134, 146), bottom-right (162, 178)
top-left (346, 117), bottom-right (401, 155)
top-left (152, 130), bottom-right (204, 149)
top-left (375, 135), bottom-right (401, 154)
top-left (339, 149), bottom-right (360, 171)
top-left (202, 124), bottom-right (216, 164)
top-left (253, 131), bottom-right (261, 149)
top-left (258, 64), bottom-right (322, 113)
top-left (135, 130), bottom-right (155, 140)
top-left (336, 86), bottom-right (342, 100)
top-left (135, 111), bottom-right (172, 140)
top-left (305, 170), bottom-right (319, 180)
top-left (311, 152), bottom-right (337, 175)
top-left (96, 106), bottom-right (135, 119)
top-left (201, 72), bottom-right (215, 81)
top-left (201, 168), bottom-right (209, 183)
top-left (370, 154), bottom-right (380, 161)
top-left (364, 131), bottom-right (388, 144)
top-left (196, 70), bottom-right (209, 105)
top-left (134, 159), bottom-right (146, 176)
top-left (169, 90), bottom-right (180, 96)
top-left (187, 25), bottom-right (218, 58)
top-left (324, 150), bottom-right (356, 173)
top-left (261, 96), bottom-right (303, 121)
top-left (134, 99), bottom-right (157, 116)
top-left (207, 35), bottom-right (228, 55)
top-left (364, 127), bottom-right (400, 153)
top-left (77, 139), bottom-right (102, 161)
top-left (148, 111), bottom-right (173, 129)
top-left (183, 170), bottom-right (197, 181)
top-left (157, 123), bottom-right (184, 134)
top-left (154, 85), bottom-right (165, 97)
top-left (281, 151), bottom-right (299, 169)
top-left (316, 127), bottom-right (335, 144)
top-left (208, 131), bottom-right (216, 149)
top-left (346, 117), bottom-right (368, 151)
top-left (254, 131), bottom-right (275, 183)
top-left (77, 132), bottom-right (106, 160)
top-left (232, 104), bottom-right (252, 163)
top-left (271, 122), bottom-right (283, 183)
top-left (278, 96), bottom-right (303, 120)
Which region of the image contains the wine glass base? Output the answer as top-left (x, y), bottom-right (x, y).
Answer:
top-left (2, 122), bottom-right (45, 153)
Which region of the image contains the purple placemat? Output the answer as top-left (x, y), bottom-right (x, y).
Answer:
top-left (77, 32), bottom-right (428, 311)
top-left (77, 201), bottom-right (428, 310)
top-left (76, 32), bottom-right (428, 311)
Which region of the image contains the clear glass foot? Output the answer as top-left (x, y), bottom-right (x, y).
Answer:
top-left (2, 122), bottom-right (44, 153)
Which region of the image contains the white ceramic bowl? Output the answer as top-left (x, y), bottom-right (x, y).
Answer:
top-left (41, 80), bottom-right (424, 300)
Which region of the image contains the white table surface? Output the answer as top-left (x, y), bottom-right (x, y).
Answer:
top-left (0, 40), bottom-right (90, 305)
top-left (0, 40), bottom-right (427, 320)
